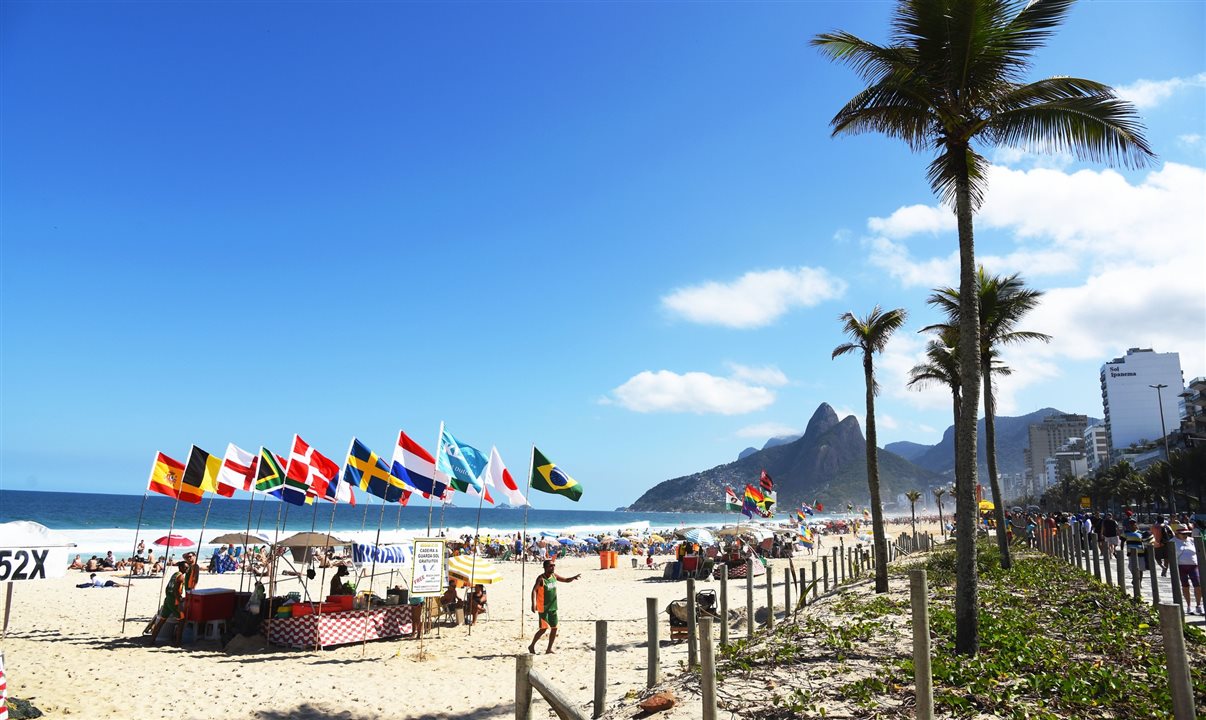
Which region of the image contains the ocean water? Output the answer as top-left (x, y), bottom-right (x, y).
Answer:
top-left (0, 489), bottom-right (736, 554)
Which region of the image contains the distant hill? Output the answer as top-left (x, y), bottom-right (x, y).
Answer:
top-left (738, 433), bottom-right (804, 461)
top-left (628, 403), bottom-right (944, 512)
top-left (883, 407), bottom-right (1101, 477)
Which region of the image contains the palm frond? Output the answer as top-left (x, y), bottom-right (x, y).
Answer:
top-left (988, 91), bottom-right (1156, 168)
top-left (811, 32), bottom-right (913, 86)
top-left (832, 342), bottom-right (860, 359)
top-left (926, 145), bottom-right (989, 209)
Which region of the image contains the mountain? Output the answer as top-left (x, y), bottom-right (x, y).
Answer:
top-left (882, 440), bottom-right (928, 462)
top-left (628, 403), bottom-right (944, 512)
top-left (883, 407), bottom-right (1101, 477)
top-left (737, 433), bottom-right (804, 461)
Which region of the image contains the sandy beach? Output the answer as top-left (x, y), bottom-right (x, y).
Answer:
top-left (0, 523), bottom-right (940, 720)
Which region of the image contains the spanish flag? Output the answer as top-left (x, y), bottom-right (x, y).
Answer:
top-left (529, 447), bottom-right (583, 502)
top-left (147, 452), bottom-right (189, 502)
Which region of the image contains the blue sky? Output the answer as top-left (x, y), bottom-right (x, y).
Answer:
top-left (3, 1), bottom-right (1203, 510)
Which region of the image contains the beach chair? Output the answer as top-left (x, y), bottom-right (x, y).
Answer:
top-left (681, 555), bottom-right (700, 579)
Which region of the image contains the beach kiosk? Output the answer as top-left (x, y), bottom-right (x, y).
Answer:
top-left (0, 521), bottom-right (76, 714)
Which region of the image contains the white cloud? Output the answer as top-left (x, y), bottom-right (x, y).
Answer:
top-left (878, 414), bottom-right (899, 430)
top-left (991, 146), bottom-right (1074, 170)
top-left (1114, 72), bottom-right (1206, 109)
top-left (735, 422), bottom-right (800, 439)
top-left (606, 370), bottom-right (777, 415)
top-left (1180, 134), bottom-right (1202, 146)
top-left (861, 161), bottom-right (1206, 404)
top-left (867, 204), bottom-right (954, 238)
top-left (661, 266), bottom-right (847, 328)
top-left (725, 363), bottom-right (788, 387)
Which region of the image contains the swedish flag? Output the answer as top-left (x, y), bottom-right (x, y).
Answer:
top-left (529, 447), bottom-right (583, 502)
top-left (345, 438), bottom-right (408, 503)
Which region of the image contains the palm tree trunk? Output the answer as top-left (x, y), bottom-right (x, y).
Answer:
top-left (864, 351), bottom-right (888, 593)
top-left (982, 366), bottom-right (1011, 569)
top-left (952, 152), bottom-right (982, 656)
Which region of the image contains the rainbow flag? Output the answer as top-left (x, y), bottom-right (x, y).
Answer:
top-left (800, 526), bottom-right (814, 550)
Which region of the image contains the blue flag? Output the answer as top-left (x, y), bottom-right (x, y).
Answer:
top-left (435, 426), bottom-right (488, 493)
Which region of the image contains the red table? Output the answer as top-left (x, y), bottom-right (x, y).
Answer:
top-left (267, 605), bottom-right (416, 649)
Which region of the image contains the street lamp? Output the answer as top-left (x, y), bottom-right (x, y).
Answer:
top-left (1149, 383), bottom-right (1174, 514)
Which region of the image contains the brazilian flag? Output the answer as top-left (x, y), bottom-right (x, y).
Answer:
top-left (529, 447), bottom-right (583, 502)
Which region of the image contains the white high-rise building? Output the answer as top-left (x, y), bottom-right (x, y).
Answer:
top-left (1084, 424), bottom-right (1110, 473)
top-left (1099, 348), bottom-right (1184, 453)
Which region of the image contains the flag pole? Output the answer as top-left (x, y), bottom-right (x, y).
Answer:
top-left (430, 421), bottom-right (445, 537)
top-left (467, 476), bottom-right (487, 636)
top-left (154, 480), bottom-right (185, 619)
top-left (519, 444), bottom-right (535, 638)
top-left (120, 490), bottom-right (150, 634)
top-left (361, 493), bottom-right (389, 657)
top-left (238, 490), bottom-right (257, 595)
top-left (263, 495), bottom-right (286, 649)
top-left (194, 493), bottom-right (216, 568)
top-left (315, 438), bottom-right (354, 650)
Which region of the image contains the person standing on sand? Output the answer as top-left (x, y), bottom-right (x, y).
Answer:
top-left (147, 561), bottom-right (189, 645)
top-left (528, 560), bottom-right (580, 654)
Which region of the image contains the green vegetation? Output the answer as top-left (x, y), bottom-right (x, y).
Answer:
top-left (713, 542), bottom-right (1205, 718)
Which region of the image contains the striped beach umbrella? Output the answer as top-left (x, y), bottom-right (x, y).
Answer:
top-left (447, 555), bottom-right (504, 585)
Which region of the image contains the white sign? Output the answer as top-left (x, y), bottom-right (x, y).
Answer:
top-left (0, 547), bottom-right (69, 582)
top-left (409, 538), bottom-right (446, 597)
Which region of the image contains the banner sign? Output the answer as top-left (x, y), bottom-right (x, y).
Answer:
top-left (409, 538), bottom-right (446, 597)
top-left (0, 547), bottom-right (68, 582)
top-left (352, 542), bottom-right (411, 567)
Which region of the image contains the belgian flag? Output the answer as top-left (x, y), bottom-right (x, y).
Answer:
top-left (178, 446), bottom-right (216, 503)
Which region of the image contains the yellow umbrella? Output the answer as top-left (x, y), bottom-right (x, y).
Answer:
top-left (978, 500), bottom-right (995, 511)
top-left (649, 534), bottom-right (666, 543)
top-left (447, 554), bottom-right (503, 585)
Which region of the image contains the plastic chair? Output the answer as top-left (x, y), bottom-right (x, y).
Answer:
top-left (681, 555), bottom-right (700, 579)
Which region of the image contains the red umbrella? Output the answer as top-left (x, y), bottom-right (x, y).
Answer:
top-left (153, 534), bottom-right (194, 547)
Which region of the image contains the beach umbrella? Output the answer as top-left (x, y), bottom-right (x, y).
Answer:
top-left (600, 535), bottom-right (617, 543)
top-left (978, 500), bottom-right (995, 512)
top-left (210, 532), bottom-right (271, 546)
top-left (557, 538), bottom-right (575, 545)
top-left (615, 538), bottom-right (632, 547)
top-left (649, 534), bottom-right (665, 543)
top-left (153, 534), bottom-right (194, 547)
top-left (447, 555), bottom-right (504, 585)
top-left (540, 531), bottom-right (559, 538)
top-left (680, 528), bottom-right (715, 546)
top-left (583, 537), bottom-right (599, 545)
top-left (276, 532), bottom-right (349, 548)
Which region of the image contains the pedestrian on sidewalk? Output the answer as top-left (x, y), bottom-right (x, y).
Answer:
top-left (1173, 527), bottom-right (1203, 615)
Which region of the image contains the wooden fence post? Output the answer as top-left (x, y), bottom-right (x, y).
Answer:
top-left (746, 558), bottom-right (754, 641)
top-left (784, 569), bottom-right (792, 619)
top-left (1090, 533), bottom-right (1101, 582)
top-left (765, 572), bottom-right (775, 630)
top-left (1103, 540), bottom-right (1113, 587)
top-left (1146, 544), bottom-right (1161, 606)
top-left (1158, 603), bottom-right (1196, 720)
top-left (686, 577), bottom-right (698, 668)
top-left (516, 654), bottom-right (533, 720)
top-left (1116, 547), bottom-right (1126, 592)
top-left (699, 617), bottom-right (717, 720)
top-left (1130, 551), bottom-right (1142, 599)
top-left (822, 556), bottom-right (829, 593)
top-left (910, 569), bottom-right (933, 720)
top-left (646, 597), bottom-right (660, 688)
top-left (593, 620), bottom-right (607, 718)
top-left (811, 560), bottom-right (818, 600)
top-left (718, 565), bottom-right (729, 647)
top-left (1166, 543), bottom-right (1183, 609)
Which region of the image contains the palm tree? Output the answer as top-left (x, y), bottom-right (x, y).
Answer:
top-left (933, 486), bottom-right (948, 538)
top-left (832, 305), bottom-right (908, 593)
top-left (814, 0), bottom-right (1152, 654)
top-left (925, 269), bottom-right (1050, 570)
top-left (908, 327), bottom-right (963, 480)
top-left (905, 490), bottom-right (923, 544)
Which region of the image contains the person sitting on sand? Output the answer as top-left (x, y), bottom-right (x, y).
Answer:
top-left (441, 584), bottom-right (464, 613)
top-left (68, 554), bottom-right (84, 570)
top-left (467, 584), bottom-right (487, 625)
top-left (84, 556), bottom-right (102, 572)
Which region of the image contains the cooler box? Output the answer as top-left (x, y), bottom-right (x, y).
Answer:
top-left (186, 588), bottom-right (236, 622)
top-left (326, 595), bottom-right (354, 611)
top-left (291, 603), bottom-right (315, 617)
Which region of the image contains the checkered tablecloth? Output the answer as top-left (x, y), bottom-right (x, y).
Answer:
top-left (267, 605), bottom-right (415, 649)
